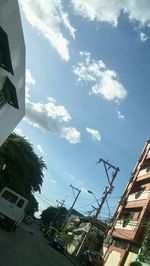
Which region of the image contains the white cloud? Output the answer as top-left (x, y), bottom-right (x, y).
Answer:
top-left (25, 97), bottom-right (81, 144)
top-left (26, 69), bottom-right (35, 86)
top-left (86, 127), bottom-right (101, 141)
top-left (36, 144), bottom-right (45, 155)
top-left (13, 128), bottom-right (23, 136)
top-left (80, 187), bottom-right (89, 194)
top-left (140, 32), bottom-right (148, 42)
top-left (20, 0), bottom-right (76, 61)
top-left (117, 110), bottom-right (125, 120)
top-left (25, 69), bottom-right (35, 99)
top-left (66, 172), bottom-right (75, 180)
top-left (73, 51), bottom-right (127, 102)
top-left (61, 127), bottom-right (81, 144)
top-left (49, 178), bottom-right (57, 184)
top-left (71, 1), bottom-right (150, 28)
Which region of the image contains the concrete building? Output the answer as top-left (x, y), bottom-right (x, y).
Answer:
top-left (65, 209), bottom-right (84, 230)
top-left (103, 138), bottom-right (150, 266)
top-left (0, 0), bottom-right (25, 147)
top-left (67, 216), bottom-right (107, 256)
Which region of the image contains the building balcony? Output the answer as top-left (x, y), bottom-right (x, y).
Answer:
top-left (112, 219), bottom-right (138, 240)
top-left (114, 219), bottom-right (138, 230)
top-left (125, 190), bottom-right (150, 208)
top-left (137, 168), bottom-right (150, 181)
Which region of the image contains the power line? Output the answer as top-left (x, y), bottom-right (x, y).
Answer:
top-left (72, 163), bottom-right (97, 186)
top-left (41, 188), bottom-right (93, 201)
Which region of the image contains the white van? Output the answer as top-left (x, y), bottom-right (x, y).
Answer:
top-left (0, 187), bottom-right (28, 231)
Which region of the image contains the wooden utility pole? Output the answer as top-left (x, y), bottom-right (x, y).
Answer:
top-left (64, 185), bottom-right (81, 227)
top-left (75, 159), bottom-right (119, 256)
top-left (51, 199), bottom-right (65, 226)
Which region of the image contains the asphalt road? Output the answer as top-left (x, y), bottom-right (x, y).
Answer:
top-left (0, 223), bottom-right (76, 266)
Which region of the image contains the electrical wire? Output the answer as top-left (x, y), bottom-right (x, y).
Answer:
top-left (72, 163), bottom-right (97, 186)
top-left (41, 188), bottom-right (94, 201)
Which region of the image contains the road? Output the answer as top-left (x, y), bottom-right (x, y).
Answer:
top-left (0, 223), bottom-right (76, 266)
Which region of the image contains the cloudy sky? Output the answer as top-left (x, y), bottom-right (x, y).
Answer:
top-left (17, 0), bottom-right (150, 219)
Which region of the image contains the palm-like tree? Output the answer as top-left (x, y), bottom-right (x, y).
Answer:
top-left (0, 133), bottom-right (46, 213)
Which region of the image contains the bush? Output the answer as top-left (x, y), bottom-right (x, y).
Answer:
top-left (130, 262), bottom-right (142, 266)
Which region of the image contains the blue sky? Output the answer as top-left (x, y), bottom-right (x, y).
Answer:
top-left (16, 0), bottom-right (150, 219)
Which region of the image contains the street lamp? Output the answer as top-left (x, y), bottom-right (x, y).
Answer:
top-left (88, 190), bottom-right (100, 207)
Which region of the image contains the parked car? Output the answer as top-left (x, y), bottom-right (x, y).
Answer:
top-left (44, 226), bottom-right (58, 240)
top-left (50, 235), bottom-right (66, 254)
top-left (81, 250), bottom-right (103, 266)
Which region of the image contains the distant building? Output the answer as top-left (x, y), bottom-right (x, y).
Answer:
top-left (103, 138), bottom-right (150, 266)
top-left (65, 209), bottom-right (84, 230)
top-left (67, 216), bottom-right (107, 256)
top-left (0, 0), bottom-right (25, 147)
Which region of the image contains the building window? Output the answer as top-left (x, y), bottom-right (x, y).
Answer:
top-left (0, 77), bottom-right (19, 109)
top-left (112, 239), bottom-right (129, 249)
top-left (17, 199), bottom-right (25, 208)
top-left (0, 26), bottom-right (14, 75)
top-left (119, 207), bottom-right (142, 227)
top-left (2, 190), bottom-right (18, 204)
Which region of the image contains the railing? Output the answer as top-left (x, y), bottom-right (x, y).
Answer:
top-left (138, 168), bottom-right (150, 177)
top-left (127, 190), bottom-right (149, 202)
top-left (115, 219), bottom-right (138, 230)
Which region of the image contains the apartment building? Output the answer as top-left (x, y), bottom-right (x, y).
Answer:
top-left (0, 0), bottom-right (25, 147)
top-left (104, 138), bottom-right (150, 266)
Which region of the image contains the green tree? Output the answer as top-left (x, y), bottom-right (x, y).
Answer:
top-left (41, 206), bottom-right (67, 229)
top-left (27, 194), bottom-right (39, 217)
top-left (138, 223), bottom-right (150, 264)
top-left (0, 133), bottom-right (46, 214)
top-left (130, 262), bottom-right (142, 266)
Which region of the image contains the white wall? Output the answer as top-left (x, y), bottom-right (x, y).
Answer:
top-left (127, 191), bottom-right (149, 202)
top-left (138, 168), bottom-right (150, 177)
top-left (0, 0), bottom-right (25, 146)
top-left (124, 252), bottom-right (138, 266)
top-left (104, 251), bottom-right (121, 266)
top-left (115, 220), bottom-right (138, 230)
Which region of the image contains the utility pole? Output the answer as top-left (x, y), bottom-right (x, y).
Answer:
top-left (51, 199), bottom-right (65, 226)
top-left (75, 159), bottom-right (119, 256)
top-left (92, 159), bottom-right (119, 222)
top-left (69, 185), bottom-right (81, 213)
top-left (64, 185), bottom-right (81, 228)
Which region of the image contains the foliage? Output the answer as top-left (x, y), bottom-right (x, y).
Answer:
top-left (60, 230), bottom-right (74, 244)
top-left (130, 262), bottom-right (142, 266)
top-left (138, 223), bottom-right (150, 264)
top-left (27, 194), bottom-right (39, 216)
top-left (41, 206), bottom-right (67, 229)
top-left (0, 133), bottom-right (46, 214)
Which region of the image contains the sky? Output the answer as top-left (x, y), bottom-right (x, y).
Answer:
top-left (16, 0), bottom-right (150, 219)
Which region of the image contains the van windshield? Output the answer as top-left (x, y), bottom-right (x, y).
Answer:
top-left (2, 190), bottom-right (18, 204)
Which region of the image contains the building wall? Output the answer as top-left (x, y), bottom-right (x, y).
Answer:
top-left (124, 252), bottom-right (138, 266)
top-left (104, 139), bottom-right (150, 266)
top-left (104, 246), bottom-right (127, 266)
top-left (0, 0), bottom-right (25, 147)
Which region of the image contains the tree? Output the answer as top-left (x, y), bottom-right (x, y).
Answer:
top-left (130, 263), bottom-right (142, 266)
top-left (27, 194), bottom-right (39, 217)
top-left (0, 133), bottom-right (46, 214)
top-left (41, 206), bottom-right (67, 229)
top-left (138, 223), bottom-right (150, 264)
